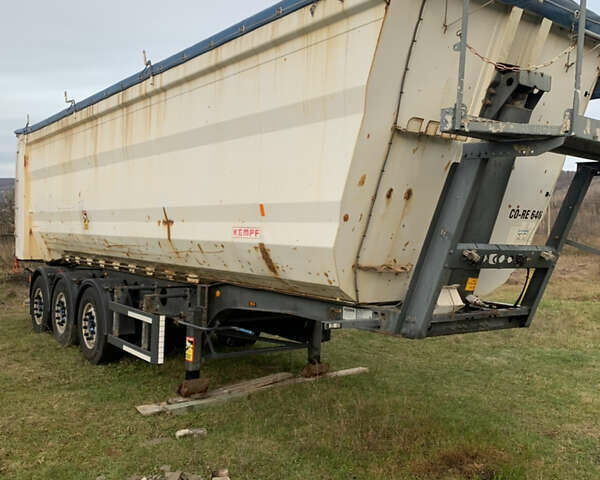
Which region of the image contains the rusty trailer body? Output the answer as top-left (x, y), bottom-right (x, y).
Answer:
top-left (15, 0), bottom-right (599, 304)
top-left (14, 0), bottom-right (600, 374)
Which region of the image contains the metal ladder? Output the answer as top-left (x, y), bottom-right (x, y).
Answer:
top-left (393, 0), bottom-right (600, 339)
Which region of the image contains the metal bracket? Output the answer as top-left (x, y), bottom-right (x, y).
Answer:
top-left (392, 142), bottom-right (600, 339)
top-left (442, 0), bottom-right (600, 161)
top-left (64, 91), bottom-right (76, 110)
top-left (459, 137), bottom-right (566, 159)
top-left (565, 239), bottom-right (600, 256)
top-left (447, 244), bottom-right (559, 270)
top-left (107, 302), bottom-right (165, 364)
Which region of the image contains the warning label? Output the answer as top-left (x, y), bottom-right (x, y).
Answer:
top-left (465, 277), bottom-right (478, 292)
top-left (185, 336), bottom-right (195, 363)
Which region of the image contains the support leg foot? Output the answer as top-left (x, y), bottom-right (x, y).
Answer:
top-left (178, 377), bottom-right (210, 398)
top-left (301, 362), bottom-right (330, 378)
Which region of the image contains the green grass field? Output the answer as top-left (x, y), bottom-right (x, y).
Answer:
top-left (1, 256), bottom-right (599, 479)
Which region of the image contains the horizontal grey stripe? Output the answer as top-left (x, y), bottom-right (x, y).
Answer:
top-left (33, 202), bottom-right (340, 224)
top-left (30, 87), bottom-right (365, 181)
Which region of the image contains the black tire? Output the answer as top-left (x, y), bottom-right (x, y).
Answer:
top-left (77, 287), bottom-right (111, 364)
top-left (51, 278), bottom-right (78, 346)
top-left (30, 275), bottom-right (51, 333)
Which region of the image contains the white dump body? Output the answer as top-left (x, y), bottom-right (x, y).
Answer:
top-left (15, 0), bottom-right (600, 303)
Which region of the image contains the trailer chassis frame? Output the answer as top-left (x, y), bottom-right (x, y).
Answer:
top-left (35, 270), bottom-right (386, 377)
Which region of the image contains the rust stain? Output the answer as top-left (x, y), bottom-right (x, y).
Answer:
top-left (161, 207), bottom-right (174, 242)
top-left (24, 155), bottom-right (29, 169)
top-left (396, 187), bottom-right (415, 227)
top-left (198, 244), bottom-right (224, 254)
top-left (385, 188), bottom-right (394, 206)
top-left (443, 160), bottom-right (452, 172)
top-left (258, 243), bottom-right (278, 276)
top-left (343, 214), bottom-right (350, 222)
top-left (358, 263), bottom-right (413, 274)
top-left (358, 174), bottom-right (367, 187)
top-left (102, 239), bottom-right (137, 250)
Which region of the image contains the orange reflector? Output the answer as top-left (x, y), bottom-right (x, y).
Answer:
top-left (249, 301), bottom-right (256, 308)
top-left (259, 203), bottom-right (265, 217)
top-left (215, 290), bottom-right (221, 298)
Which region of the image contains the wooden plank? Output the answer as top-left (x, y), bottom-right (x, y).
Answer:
top-left (136, 367), bottom-right (368, 416)
top-left (136, 403), bottom-right (167, 416)
top-left (164, 367), bottom-right (368, 415)
top-left (138, 372), bottom-right (294, 416)
top-left (166, 372), bottom-right (294, 405)
top-left (260, 367), bottom-right (369, 391)
top-left (206, 372), bottom-right (294, 397)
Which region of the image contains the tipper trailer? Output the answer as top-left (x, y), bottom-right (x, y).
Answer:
top-left (15, 0), bottom-right (600, 381)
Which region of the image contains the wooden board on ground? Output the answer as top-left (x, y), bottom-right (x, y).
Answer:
top-left (167, 372), bottom-right (294, 404)
top-left (136, 367), bottom-right (368, 416)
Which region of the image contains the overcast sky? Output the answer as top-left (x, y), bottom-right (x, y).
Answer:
top-left (1, 0), bottom-right (599, 177)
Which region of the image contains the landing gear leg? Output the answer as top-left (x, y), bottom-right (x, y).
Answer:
top-left (184, 325), bottom-right (202, 380)
top-left (178, 314), bottom-right (209, 398)
top-left (302, 320), bottom-right (329, 378)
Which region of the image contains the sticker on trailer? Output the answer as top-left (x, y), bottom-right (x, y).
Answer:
top-left (508, 227), bottom-right (531, 243)
top-left (185, 336), bottom-right (195, 362)
top-left (465, 277), bottom-right (478, 292)
top-left (342, 307), bottom-right (374, 321)
top-left (516, 229), bottom-right (530, 241)
top-left (232, 227), bottom-right (262, 240)
top-left (508, 207), bottom-right (544, 221)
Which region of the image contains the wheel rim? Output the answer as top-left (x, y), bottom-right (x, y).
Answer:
top-left (81, 302), bottom-right (98, 349)
top-left (33, 288), bottom-right (44, 326)
top-left (54, 292), bottom-right (68, 335)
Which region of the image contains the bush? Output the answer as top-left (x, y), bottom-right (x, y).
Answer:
top-left (0, 188), bottom-right (14, 272)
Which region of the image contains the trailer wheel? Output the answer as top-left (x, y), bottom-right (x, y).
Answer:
top-left (51, 278), bottom-right (78, 346)
top-left (77, 287), bottom-right (110, 364)
top-left (30, 275), bottom-right (51, 333)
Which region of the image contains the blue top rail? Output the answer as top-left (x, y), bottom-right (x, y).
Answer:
top-left (15, 0), bottom-right (600, 135)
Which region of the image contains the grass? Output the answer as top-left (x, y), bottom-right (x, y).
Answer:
top-left (0, 256), bottom-right (599, 479)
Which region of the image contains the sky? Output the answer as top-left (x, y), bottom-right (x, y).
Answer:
top-left (0, 0), bottom-right (599, 177)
